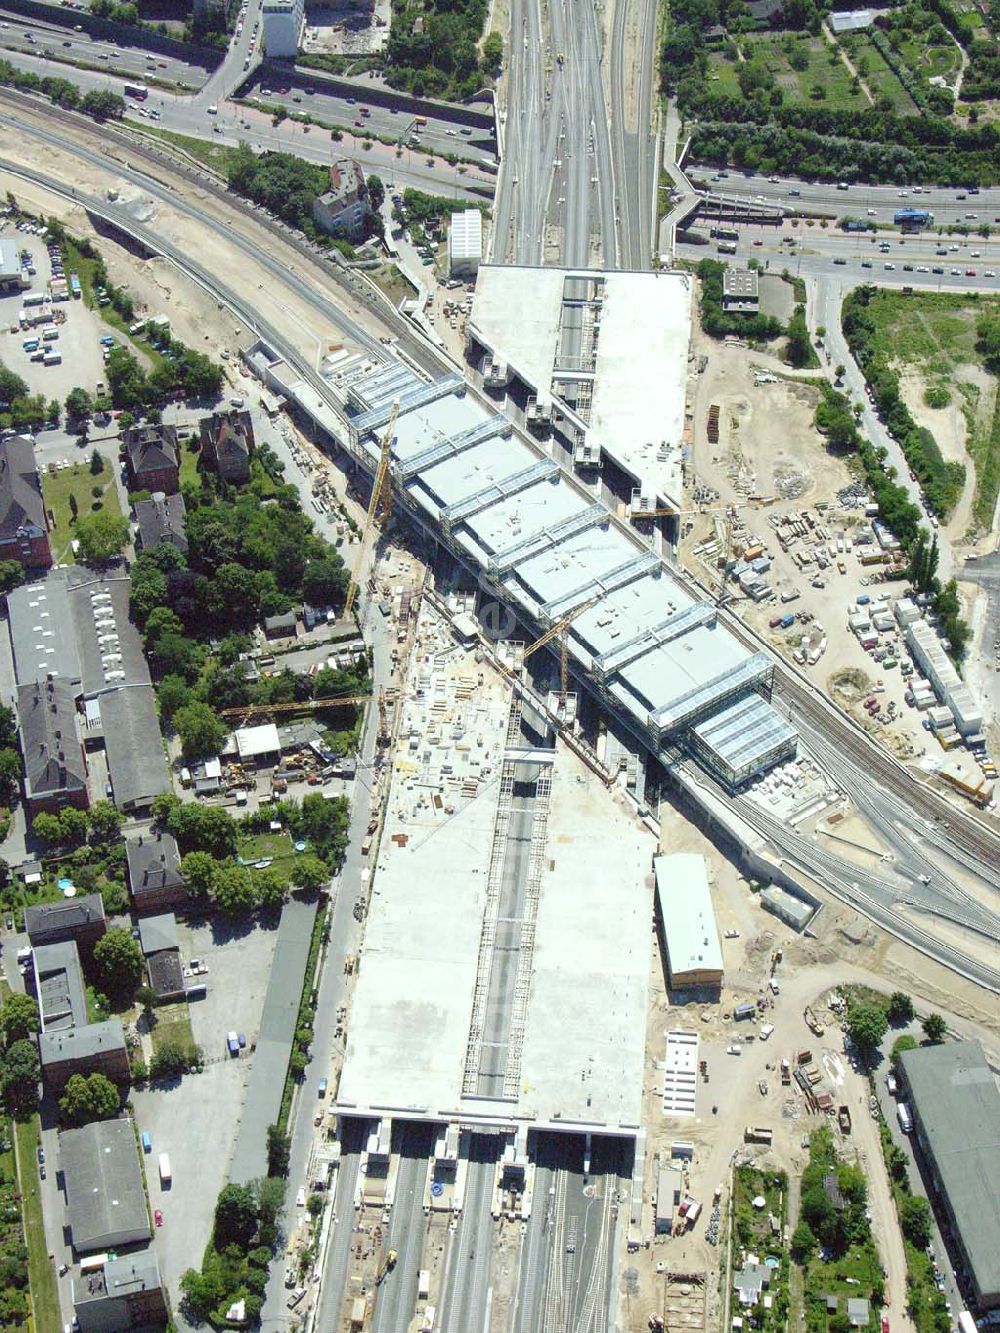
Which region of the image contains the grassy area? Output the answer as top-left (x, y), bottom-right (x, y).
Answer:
top-left (855, 288), bottom-right (1000, 530)
top-left (176, 429), bottom-right (203, 491)
top-left (239, 830), bottom-right (297, 869)
top-left (799, 1126), bottom-right (883, 1332)
top-left (41, 459), bottom-right (123, 564)
top-left (14, 1117), bottom-right (60, 1333)
top-left (837, 31), bottom-right (920, 113)
top-left (150, 1003), bottom-right (198, 1062)
top-left (709, 34), bottom-right (872, 110)
top-left (369, 263), bottom-right (418, 308)
top-left (732, 1164), bottom-right (790, 1333)
top-left (132, 123), bottom-right (244, 176)
top-left (275, 900), bottom-right (327, 1135)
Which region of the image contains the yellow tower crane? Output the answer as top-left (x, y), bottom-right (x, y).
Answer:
top-left (522, 593), bottom-right (603, 712)
top-left (345, 400), bottom-right (400, 621)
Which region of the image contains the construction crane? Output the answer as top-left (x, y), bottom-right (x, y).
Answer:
top-left (221, 694), bottom-right (372, 725)
top-left (344, 400), bottom-right (400, 620)
top-left (375, 1249), bottom-right (397, 1285)
top-left (523, 593), bottom-right (603, 713)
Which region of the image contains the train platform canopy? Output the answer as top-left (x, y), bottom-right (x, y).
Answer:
top-left (469, 266), bottom-right (691, 510)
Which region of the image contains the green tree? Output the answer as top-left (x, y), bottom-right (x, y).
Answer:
top-left (87, 799), bottom-right (122, 844)
top-left (0, 993), bottom-right (39, 1047)
top-left (921, 1012), bottom-right (947, 1044)
top-left (149, 1037), bottom-right (192, 1079)
top-left (785, 304), bottom-right (812, 368)
top-left (290, 855), bottom-right (329, 894)
top-left (214, 1182), bottom-right (258, 1248)
top-left (790, 1220), bottom-right (816, 1263)
top-left (899, 1195), bottom-right (932, 1248)
top-left (301, 557), bottom-right (349, 607)
top-left (846, 1003), bottom-right (888, 1057)
top-left (59, 1071), bottom-right (120, 1125)
top-left (0, 560), bottom-right (25, 597)
top-left (1, 1039), bottom-right (40, 1117)
top-left (481, 29), bottom-right (503, 74)
top-left (64, 387), bottom-right (93, 424)
top-left (891, 1033), bottom-right (918, 1068)
top-left (89, 448), bottom-right (105, 476)
top-left (266, 1123), bottom-right (290, 1176)
top-left (59, 805), bottom-right (89, 847)
top-left (31, 811), bottom-right (62, 847)
top-left (180, 850), bottom-right (217, 898)
top-left (256, 866), bottom-right (289, 909)
top-left (93, 927), bottom-right (144, 1002)
top-left (0, 748), bottom-right (21, 802)
top-left (174, 702), bottom-right (228, 762)
top-left (210, 863), bottom-right (256, 917)
top-left (74, 510), bottom-right (130, 563)
top-left (888, 991), bottom-right (914, 1025)
top-left (157, 674), bottom-right (193, 722)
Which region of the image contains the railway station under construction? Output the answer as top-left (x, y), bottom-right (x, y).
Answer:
top-left (244, 335), bottom-right (798, 793)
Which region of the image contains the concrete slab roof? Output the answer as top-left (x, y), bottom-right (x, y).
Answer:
top-left (516, 749), bottom-right (653, 1130)
top-left (470, 266), bottom-right (690, 506)
top-left (468, 478), bottom-right (589, 557)
top-left (338, 606), bottom-right (653, 1134)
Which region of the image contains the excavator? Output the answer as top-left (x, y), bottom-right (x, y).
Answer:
top-left (375, 1249), bottom-right (398, 1285)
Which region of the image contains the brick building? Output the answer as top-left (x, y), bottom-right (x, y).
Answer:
top-left (124, 425), bottom-right (180, 496)
top-left (0, 436), bottom-right (52, 570)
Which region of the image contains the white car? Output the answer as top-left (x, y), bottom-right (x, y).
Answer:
top-left (916, 265), bottom-right (928, 272)
top-left (986, 270), bottom-right (997, 278)
top-left (867, 208), bottom-right (877, 216)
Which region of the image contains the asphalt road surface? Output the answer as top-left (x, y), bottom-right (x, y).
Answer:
top-left (239, 68), bottom-right (497, 166)
top-left (0, 8), bottom-right (209, 88)
top-left (687, 168), bottom-right (1000, 228)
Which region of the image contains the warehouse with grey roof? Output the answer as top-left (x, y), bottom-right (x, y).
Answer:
top-left (61, 1119), bottom-right (151, 1253)
top-left (897, 1039), bottom-right (1000, 1310)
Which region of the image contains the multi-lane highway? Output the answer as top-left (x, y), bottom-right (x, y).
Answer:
top-left (492, 0), bottom-right (651, 268)
top-left (687, 168), bottom-right (1000, 228)
top-left (0, 7), bottom-right (211, 88)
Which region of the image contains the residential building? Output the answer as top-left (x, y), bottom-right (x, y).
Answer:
top-left (448, 209), bottom-right (483, 278)
top-left (73, 1251), bottom-right (168, 1332)
top-left (199, 409), bottom-right (254, 484)
top-left (897, 1040), bottom-right (1000, 1309)
top-left (0, 237), bottom-right (24, 293)
top-left (262, 0), bottom-right (303, 55)
top-left (39, 1022), bottom-right (130, 1091)
top-left (263, 611), bottom-right (297, 640)
top-left (24, 893), bottom-right (106, 949)
top-left (134, 491), bottom-right (188, 554)
top-left (60, 1119), bottom-right (152, 1253)
top-left (7, 569), bottom-right (171, 813)
top-left (311, 159), bottom-right (370, 239)
top-left (33, 938), bottom-right (129, 1088)
top-left (138, 913), bottom-right (185, 1002)
top-left (124, 424), bottom-right (180, 496)
top-left (98, 686), bottom-right (171, 813)
top-left (32, 940), bottom-right (89, 1031)
top-left (0, 435), bottom-right (52, 570)
top-left (653, 853), bottom-right (724, 989)
top-left (16, 678), bottom-right (88, 814)
top-left (126, 831), bottom-right (186, 913)
top-left (734, 1261), bottom-right (771, 1306)
top-left (847, 1298), bottom-right (871, 1327)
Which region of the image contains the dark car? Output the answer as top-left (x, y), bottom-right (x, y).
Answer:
top-left (833, 257), bottom-right (847, 265)
top-left (37, 1146), bottom-right (44, 1165)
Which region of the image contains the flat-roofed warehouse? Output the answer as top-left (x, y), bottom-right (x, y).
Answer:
top-left (60, 1119), bottom-right (152, 1253)
top-left (897, 1040), bottom-right (1000, 1310)
top-left (653, 853), bottom-right (724, 989)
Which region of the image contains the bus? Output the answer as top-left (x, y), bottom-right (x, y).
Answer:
top-left (710, 226), bottom-right (739, 243)
top-left (124, 83), bottom-right (148, 100)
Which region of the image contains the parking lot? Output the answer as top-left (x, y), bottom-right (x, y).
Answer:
top-left (131, 916), bottom-right (281, 1298)
top-left (0, 224), bottom-right (108, 402)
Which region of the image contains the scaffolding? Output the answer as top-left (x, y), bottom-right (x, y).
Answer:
top-left (396, 414), bottom-right (512, 482)
top-left (687, 693), bottom-right (797, 788)
top-left (488, 504), bottom-right (608, 576)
